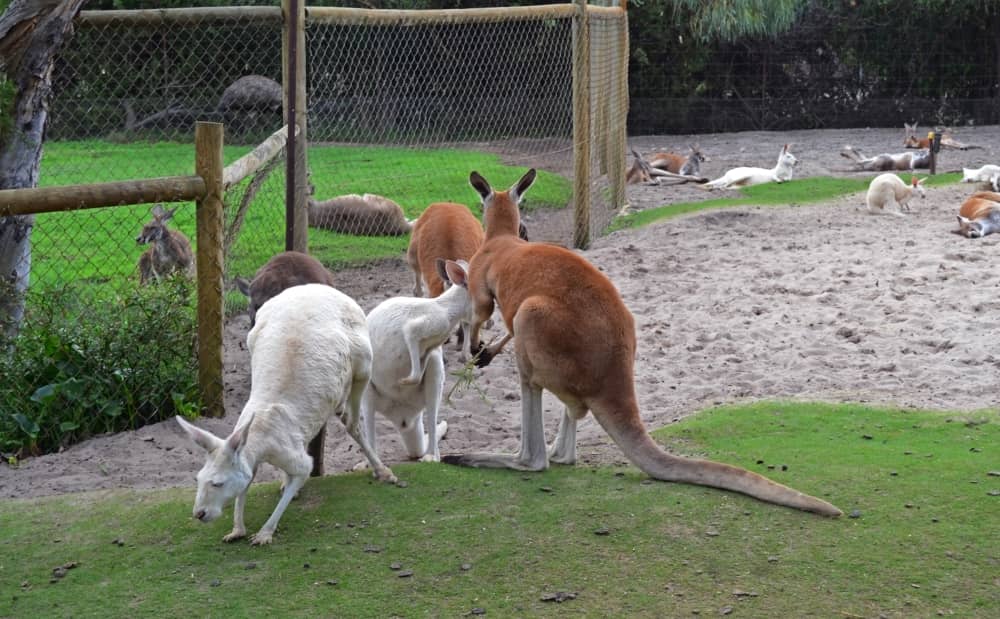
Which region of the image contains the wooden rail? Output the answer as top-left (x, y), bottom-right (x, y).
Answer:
top-left (0, 176), bottom-right (205, 217)
top-left (222, 123), bottom-right (293, 190)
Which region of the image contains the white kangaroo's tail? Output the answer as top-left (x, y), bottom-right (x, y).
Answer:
top-left (595, 408), bottom-right (842, 517)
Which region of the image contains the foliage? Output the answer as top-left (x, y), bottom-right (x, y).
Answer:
top-left (0, 402), bottom-right (996, 617)
top-left (0, 277), bottom-right (198, 458)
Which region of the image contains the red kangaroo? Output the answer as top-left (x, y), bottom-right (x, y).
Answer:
top-left (441, 169), bottom-right (842, 517)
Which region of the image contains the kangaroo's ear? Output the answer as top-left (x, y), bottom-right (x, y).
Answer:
top-left (510, 168), bottom-right (536, 204)
top-left (435, 258), bottom-right (450, 284)
top-left (226, 412), bottom-right (254, 454)
top-left (176, 416), bottom-right (224, 453)
top-left (151, 204), bottom-right (167, 219)
top-left (235, 277), bottom-right (252, 296)
top-left (470, 172), bottom-right (492, 202)
top-left (444, 259), bottom-right (469, 289)
top-left (518, 221), bottom-right (529, 241)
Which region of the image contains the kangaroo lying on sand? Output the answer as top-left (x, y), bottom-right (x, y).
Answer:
top-left (961, 165), bottom-right (1000, 192)
top-left (442, 169), bottom-right (842, 517)
top-left (841, 145), bottom-right (930, 172)
top-left (957, 191), bottom-right (1000, 238)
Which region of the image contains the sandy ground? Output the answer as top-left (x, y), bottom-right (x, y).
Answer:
top-left (4, 125), bottom-right (999, 499)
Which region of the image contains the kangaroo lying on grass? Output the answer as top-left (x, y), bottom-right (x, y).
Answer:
top-left (176, 284), bottom-right (396, 544)
top-left (702, 144), bottom-right (797, 190)
top-left (359, 259), bottom-right (472, 464)
top-left (956, 191), bottom-right (1000, 238)
top-left (961, 165), bottom-right (1000, 192)
top-left (308, 193), bottom-right (414, 236)
top-left (443, 169), bottom-right (842, 517)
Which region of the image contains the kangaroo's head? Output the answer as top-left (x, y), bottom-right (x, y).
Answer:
top-left (435, 259), bottom-right (474, 321)
top-left (176, 415), bottom-right (255, 523)
top-left (688, 144), bottom-right (708, 164)
top-left (470, 168), bottom-right (536, 239)
top-left (777, 144), bottom-right (798, 168)
top-left (137, 204), bottom-right (175, 245)
top-left (911, 176), bottom-right (927, 198)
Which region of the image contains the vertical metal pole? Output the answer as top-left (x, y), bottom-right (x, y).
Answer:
top-left (572, 0), bottom-right (591, 249)
top-left (195, 122), bottom-right (225, 418)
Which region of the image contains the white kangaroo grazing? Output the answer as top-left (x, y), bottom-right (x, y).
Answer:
top-left (961, 165), bottom-right (1000, 192)
top-left (703, 144), bottom-right (797, 190)
top-left (176, 284), bottom-right (396, 545)
top-left (864, 174), bottom-right (926, 217)
top-left (360, 259), bottom-right (472, 464)
top-left (443, 169), bottom-right (841, 517)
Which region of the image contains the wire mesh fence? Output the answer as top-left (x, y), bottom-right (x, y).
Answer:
top-left (0, 2), bottom-right (629, 458)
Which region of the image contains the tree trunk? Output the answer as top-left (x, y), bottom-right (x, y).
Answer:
top-left (0, 0), bottom-right (87, 342)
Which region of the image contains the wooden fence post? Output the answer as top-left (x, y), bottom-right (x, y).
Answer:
top-left (572, 0), bottom-right (591, 249)
top-left (609, 3), bottom-right (628, 212)
top-left (195, 121), bottom-right (226, 418)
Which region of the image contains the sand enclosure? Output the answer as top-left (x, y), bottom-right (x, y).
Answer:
top-left (3, 125), bottom-right (998, 499)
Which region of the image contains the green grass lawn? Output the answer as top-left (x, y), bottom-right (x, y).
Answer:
top-left (2, 402), bottom-right (995, 618)
top-left (607, 173), bottom-right (962, 233)
top-left (32, 140), bottom-right (571, 300)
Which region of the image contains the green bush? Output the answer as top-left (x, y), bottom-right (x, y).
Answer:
top-left (0, 277), bottom-right (199, 458)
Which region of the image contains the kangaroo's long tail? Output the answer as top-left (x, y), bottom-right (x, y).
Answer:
top-left (594, 407), bottom-right (842, 517)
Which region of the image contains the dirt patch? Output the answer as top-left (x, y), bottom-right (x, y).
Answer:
top-left (3, 125), bottom-right (998, 499)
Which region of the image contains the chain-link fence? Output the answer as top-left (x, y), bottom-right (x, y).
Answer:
top-left (0, 2), bottom-right (629, 458)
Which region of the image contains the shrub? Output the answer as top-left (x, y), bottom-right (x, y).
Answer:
top-left (0, 277), bottom-right (199, 458)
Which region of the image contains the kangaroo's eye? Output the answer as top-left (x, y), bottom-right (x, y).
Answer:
top-left (211, 480), bottom-right (224, 488)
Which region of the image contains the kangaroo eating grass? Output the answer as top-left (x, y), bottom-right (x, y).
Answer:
top-left (176, 284), bottom-right (395, 544)
top-left (442, 169), bottom-right (842, 517)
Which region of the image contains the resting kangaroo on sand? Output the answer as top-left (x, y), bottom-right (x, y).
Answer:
top-left (443, 169), bottom-right (842, 517)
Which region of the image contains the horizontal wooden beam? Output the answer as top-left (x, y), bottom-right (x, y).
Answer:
top-left (76, 6), bottom-right (281, 27)
top-left (0, 176), bottom-right (206, 217)
top-left (222, 124), bottom-right (295, 190)
top-left (307, 4), bottom-right (578, 26)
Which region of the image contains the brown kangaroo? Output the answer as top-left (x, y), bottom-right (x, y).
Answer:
top-left (136, 204), bottom-right (194, 284)
top-left (442, 169), bottom-right (842, 517)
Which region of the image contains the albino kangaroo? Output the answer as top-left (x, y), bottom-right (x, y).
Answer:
top-left (444, 169), bottom-right (842, 517)
top-left (649, 144), bottom-right (708, 177)
top-left (360, 259), bottom-right (472, 464)
top-left (136, 204), bottom-right (194, 284)
top-left (308, 193), bottom-right (414, 236)
top-left (235, 251), bottom-right (335, 327)
top-left (841, 145), bottom-right (930, 172)
top-left (961, 165), bottom-right (1000, 192)
top-left (864, 174), bottom-right (926, 217)
top-left (956, 191), bottom-right (1000, 238)
top-left (176, 284), bottom-right (396, 545)
top-left (703, 144), bottom-right (797, 190)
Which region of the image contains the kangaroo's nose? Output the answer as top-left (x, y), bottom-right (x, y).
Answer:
top-left (195, 509), bottom-right (207, 521)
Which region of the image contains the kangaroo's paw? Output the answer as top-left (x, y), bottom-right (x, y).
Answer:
top-left (398, 375), bottom-right (421, 386)
top-left (222, 528), bottom-right (246, 543)
top-left (419, 453), bottom-right (440, 463)
top-left (352, 460), bottom-right (370, 472)
top-left (249, 530), bottom-right (274, 545)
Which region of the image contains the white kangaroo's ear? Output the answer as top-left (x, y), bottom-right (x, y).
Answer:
top-left (444, 259), bottom-right (469, 288)
top-left (176, 416), bottom-right (224, 453)
top-left (469, 171), bottom-right (492, 202)
top-left (434, 258), bottom-right (450, 284)
top-left (510, 168), bottom-right (536, 204)
top-left (957, 215), bottom-right (970, 224)
top-left (225, 412), bottom-right (255, 454)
